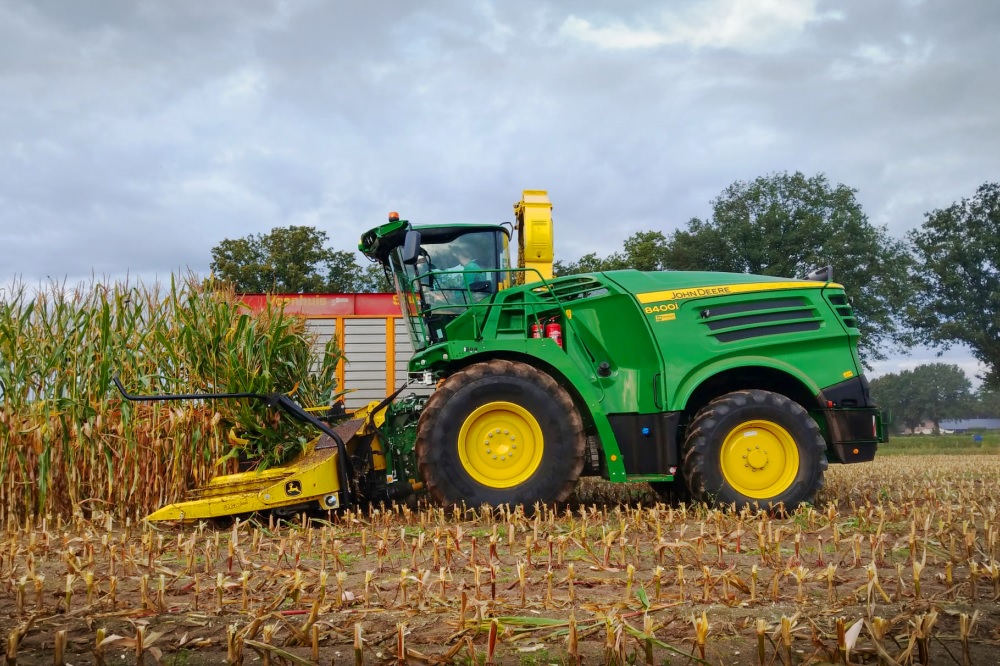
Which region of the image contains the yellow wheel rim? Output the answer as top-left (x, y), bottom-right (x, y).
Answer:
top-left (719, 419), bottom-right (799, 499)
top-left (458, 401), bottom-right (544, 488)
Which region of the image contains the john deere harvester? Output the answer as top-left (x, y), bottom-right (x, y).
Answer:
top-left (124, 190), bottom-right (885, 521)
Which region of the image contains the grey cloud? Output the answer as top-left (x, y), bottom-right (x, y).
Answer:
top-left (1, 0), bottom-right (998, 289)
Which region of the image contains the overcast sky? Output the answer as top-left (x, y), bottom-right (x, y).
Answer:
top-left (2, 0), bottom-right (997, 381)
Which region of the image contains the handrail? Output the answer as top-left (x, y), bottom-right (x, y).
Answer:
top-left (401, 267), bottom-right (600, 368)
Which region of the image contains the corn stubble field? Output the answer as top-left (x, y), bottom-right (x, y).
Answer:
top-left (3, 281), bottom-right (1000, 664)
top-left (1, 457), bottom-right (999, 665)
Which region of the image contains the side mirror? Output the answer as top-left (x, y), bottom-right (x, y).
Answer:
top-left (402, 230), bottom-right (422, 265)
top-left (805, 265), bottom-right (833, 282)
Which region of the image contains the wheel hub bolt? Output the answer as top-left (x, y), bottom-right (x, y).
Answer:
top-left (747, 448), bottom-right (768, 470)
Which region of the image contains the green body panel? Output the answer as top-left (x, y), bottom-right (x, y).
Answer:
top-left (361, 220), bottom-right (881, 485)
top-left (599, 270), bottom-right (862, 412)
top-left (413, 269), bottom-right (861, 411)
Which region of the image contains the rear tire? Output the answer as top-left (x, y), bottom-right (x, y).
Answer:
top-left (416, 360), bottom-right (585, 508)
top-left (682, 390), bottom-right (826, 510)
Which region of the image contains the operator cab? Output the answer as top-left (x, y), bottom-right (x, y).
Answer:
top-left (389, 225), bottom-right (511, 350)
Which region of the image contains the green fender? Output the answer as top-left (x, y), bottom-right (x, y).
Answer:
top-left (670, 355), bottom-right (822, 413)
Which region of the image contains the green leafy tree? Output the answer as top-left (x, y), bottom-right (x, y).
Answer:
top-left (970, 388), bottom-right (1000, 419)
top-left (554, 231), bottom-right (670, 276)
top-left (870, 372), bottom-right (919, 434)
top-left (908, 182), bottom-right (1000, 389)
top-left (871, 363), bottom-right (973, 434)
top-left (910, 363), bottom-right (974, 433)
top-left (210, 226), bottom-right (389, 293)
top-left (664, 172), bottom-right (914, 365)
top-left (554, 252), bottom-right (606, 276)
top-left (358, 262), bottom-right (392, 293)
top-left (621, 230), bottom-right (670, 271)
top-left (325, 249), bottom-right (390, 293)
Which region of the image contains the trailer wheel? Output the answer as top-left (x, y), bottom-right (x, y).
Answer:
top-left (682, 390), bottom-right (826, 510)
top-left (416, 360), bottom-right (585, 508)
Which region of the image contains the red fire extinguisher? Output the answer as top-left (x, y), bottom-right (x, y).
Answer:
top-left (530, 320), bottom-right (543, 339)
top-left (545, 318), bottom-right (563, 348)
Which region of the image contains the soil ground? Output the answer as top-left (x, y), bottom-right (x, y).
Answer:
top-left (2, 455), bottom-right (1000, 665)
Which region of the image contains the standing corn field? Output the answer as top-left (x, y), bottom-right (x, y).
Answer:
top-left (0, 275), bottom-right (342, 521)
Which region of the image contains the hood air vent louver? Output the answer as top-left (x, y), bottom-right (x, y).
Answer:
top-left (826, 294), bottom-right (859, 330)
top-left (533, 276), bottom-right (609, 302)
top-left (700, 297), bottom-right (822, 343)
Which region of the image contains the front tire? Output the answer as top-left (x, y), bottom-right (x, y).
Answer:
top-left (416, 360), bottom-right (585, 508)
top-left (682, 390), bottom-right (826, 510)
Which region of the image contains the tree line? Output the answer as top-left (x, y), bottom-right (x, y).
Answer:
top-left (210, 225), bottom-right (389, 294)
top-left (210, 172), bottom-right (1000, 390)
top-left (870, 363), bottom-right (1000, 433)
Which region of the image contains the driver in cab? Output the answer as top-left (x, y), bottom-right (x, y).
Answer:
top-left (424, 241), bottom-right (489, 308)
top-left (443, 245), bottom-right (482, 290)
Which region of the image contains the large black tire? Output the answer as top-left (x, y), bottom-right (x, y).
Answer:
top-left (682, 390), bottom-right (826, 510)
top-left (416, 359), bottom-right (585, 508)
